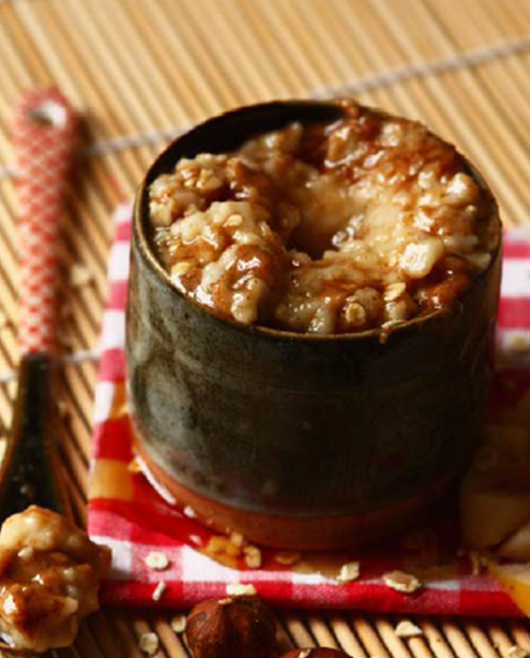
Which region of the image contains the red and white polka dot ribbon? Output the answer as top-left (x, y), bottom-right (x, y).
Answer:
top-left (13, 88), bottom-right (76, 355)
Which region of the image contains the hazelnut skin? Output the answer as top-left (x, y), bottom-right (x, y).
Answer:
top-left (281, 648), bottom-right (350, 658)
top-left (185, 595), bottom-right (278, 658)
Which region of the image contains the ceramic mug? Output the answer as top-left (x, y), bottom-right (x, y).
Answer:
top-left (126, 100), bottom-right (502, 549)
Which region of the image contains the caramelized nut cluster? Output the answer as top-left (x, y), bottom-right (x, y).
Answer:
top-left (0, 506), bottom-right (111, 652)
top-left (150, 99), bottom-right (498, 334)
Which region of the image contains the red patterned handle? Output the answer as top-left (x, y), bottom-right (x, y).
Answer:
top-left (13, 88), bottom-right (76, 354)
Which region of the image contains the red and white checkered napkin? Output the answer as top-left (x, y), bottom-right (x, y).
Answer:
top-left (88, 204), bottom-right (530, 616)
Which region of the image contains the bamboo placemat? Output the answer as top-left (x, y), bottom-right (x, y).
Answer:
top-left (0, 0), bottom-right (530, 655)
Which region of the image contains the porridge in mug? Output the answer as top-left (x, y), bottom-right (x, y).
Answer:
top-left (149, 99), bottom-right (498, 334)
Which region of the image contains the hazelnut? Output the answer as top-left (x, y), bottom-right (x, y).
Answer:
top-left (185, 595), bottom-right (277, 658)
top-left (279, 650), bottom-right (350, 658)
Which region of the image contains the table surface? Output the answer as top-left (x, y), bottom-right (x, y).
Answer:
top-left (0, 0), bottom-right (529, 655)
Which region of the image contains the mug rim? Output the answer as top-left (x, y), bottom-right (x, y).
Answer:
top-left (133, 98), bottom-right (502, 344)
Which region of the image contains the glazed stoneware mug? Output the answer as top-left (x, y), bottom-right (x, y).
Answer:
top-left (126, 100), bottom-right (502, 550)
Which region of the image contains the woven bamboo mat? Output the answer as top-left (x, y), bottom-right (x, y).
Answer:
top-left (0, 0), bottom-right (530, 655)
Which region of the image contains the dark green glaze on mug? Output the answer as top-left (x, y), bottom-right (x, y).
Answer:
top-left (126, 100), bottom-right (502, 548)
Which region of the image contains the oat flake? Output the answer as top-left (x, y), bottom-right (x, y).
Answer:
top-left (507, 646), bottom-right (528, 658)
top-left (139, 633), bottom-right (159, 655)
top-left (152, 581), bottom-right (167, 601)
top-left (145, 551), bottom-right (169, 571)
top-left (170, 614), bottom-right (187, 634)
top-left (382, 570), bottom-right (422, 593)
top-left (226, 582), bottom-right (257, 597)
top-left (337, 561), bottom-right (361, 583)
top-left (395, 620), bottom-right (423, 638)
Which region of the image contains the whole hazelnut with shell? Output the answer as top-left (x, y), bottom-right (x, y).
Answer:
top-left (281, 647), bottom-right (350, 658)
top-left (185, 595), bottom-right (278, 658)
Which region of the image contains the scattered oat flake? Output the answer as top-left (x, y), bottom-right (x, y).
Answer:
top-left (243, 545), bottom-right (262, 569)
top-left (507, 646), bottom-right (528, 658)
top-left (139, 632), bottom-right (159, 655)
top-left (275, 551), bottom-right (301, 566)
top-left (70, 263), bottom-right (93, 287)
top-left (183, 505), bottom-right (197, 518)
top-left (337, 561), bottom-right (361, 583)
top-left (170, 614), bottom-right (187, 634)
top-left (382, 570), bottom-right (422, 593)
top-left (395, 620), bottom-right (423, 638)
top-left (152, 581), bottom-right (167, 601)
top-left (145, 551), bottom-right (169, 571)
top-left (226, 582), bottom-right (257, 597)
